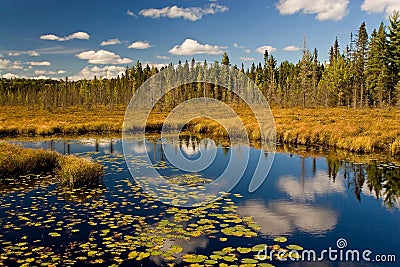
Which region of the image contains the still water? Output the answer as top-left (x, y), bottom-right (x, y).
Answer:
top-left (1, 137), bottom-right (399, 266)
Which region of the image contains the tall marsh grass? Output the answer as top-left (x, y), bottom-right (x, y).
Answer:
top-left (0, 142), bottom-right (103, 187)
top-left (57, 155), bottom-right (104, 187)
top-left (2, 105), bottom-right (400, 155)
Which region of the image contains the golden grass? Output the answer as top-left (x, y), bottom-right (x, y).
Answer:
top-left (57, 155), bottom-right (104, 187)
top-left (0, 142), bottom-right (59, 177)
top-left (1, 105), bottom-right (400, 155)
top-left (0, 105), bottom-right (123, 136)
top-left (0, 141), bottom-right (103, 186)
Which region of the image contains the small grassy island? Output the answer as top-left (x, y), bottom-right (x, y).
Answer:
top-left (0, 142), bottom-right (103, 186)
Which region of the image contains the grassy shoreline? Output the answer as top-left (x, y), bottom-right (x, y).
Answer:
top-left (1, 105), bottom-right (399, 155)
top-left (0, 142), bottom-right (103, 186)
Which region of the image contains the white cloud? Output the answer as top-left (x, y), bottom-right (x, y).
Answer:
top-left (33, 69), bottom-right (66, 75)
top-left (276, 0), bottom-right (349, 21)
top-left (29, 61), bottom-right (51, 66)
top-left (1, 73), bottom-right (19, 79)
top-left (361, 0), bottom-right (400, 16)
top-left (0, 59), bottom-right (23, 69)
top-left (100, 38), bottom-right (122, 46)
top-left (35, 46), bottom-right (81, 55)
top-left (239, 57), bottom-right (255, 62)
top-left (139, 3), bottom-right (228, 21)
top-left (40, 34), bottom-right (59, 41)
top-left (244, 49), bottom-right (251, 53)
top-left (126, 10), bottom-right (138, 18)
top-left (8, 50), bottom-right (40, 57)
top-left (34, 70), bottom-right (46, 75)
top-left (156, 55), bottom-right (170, 60)
top-left (169, 39), bottom-right (225, 55)
top-left (143, 62), bottom-right (170, 70)
top-left (233, 43), bottom-right (245, 49)
top-left (128, 41), bottom-right (152, 49)
top-left (28, 51), bottom-right (40, 57)
top-left (76, 50), bottom-right (132, 64)
top-left (256, 45), bottom-right (277, 54)
top-left (283, 45), bottom-right (301, 51)
top-left (70, 65), bottom-right (126, 80)
top-left (40, 31), bottom-right (90, 41)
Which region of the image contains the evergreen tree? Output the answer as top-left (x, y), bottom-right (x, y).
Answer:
top-left (221, 52), bottom-right (230, 66)
top-left (366, 23), bottom-right (390, 107)
top-left (355, 22), bottom-right (369, 108)
top-left (387, 11), bottom-right (400, 105)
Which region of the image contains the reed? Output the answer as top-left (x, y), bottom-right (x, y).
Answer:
top-left (2, 105), bottom-right (400, 155)
top-left (0, 142), bottom-right (103, 186)
top-left (57, 155), bottom-right (104, 187)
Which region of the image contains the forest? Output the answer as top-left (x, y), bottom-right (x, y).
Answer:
top-left (1, 12), bottom-right (400, 110)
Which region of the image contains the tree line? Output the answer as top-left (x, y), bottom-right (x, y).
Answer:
top-left (1, 12), bottom-right (400, 110)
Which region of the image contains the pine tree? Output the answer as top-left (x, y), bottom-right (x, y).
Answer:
top-left (387, 11), bottom-right (400, 106)
top-left (366, 23), bottom-right (390, 107)
top-left (221, 52), bottom-right (230, 66)
top-left (355, 22), bottom-right (369, 108)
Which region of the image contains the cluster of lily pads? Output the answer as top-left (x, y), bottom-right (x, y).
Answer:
top-left (0, 149), bottom-right (304, 266)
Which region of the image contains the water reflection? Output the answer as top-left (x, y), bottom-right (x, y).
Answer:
top-left (238, 200), bottom-right (337, 236)
top-left (326, 157), bottom-right (400, 210)
top-left (3, 137), bottom-right (400, 267)
top-left (278, 172), bottom-right (345, 201)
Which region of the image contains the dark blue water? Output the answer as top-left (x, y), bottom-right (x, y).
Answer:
top-left (1, 137), bottom-right (399, 266)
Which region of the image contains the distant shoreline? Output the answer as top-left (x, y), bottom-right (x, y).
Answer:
top-left (1, 105), bottom-right (399, 155)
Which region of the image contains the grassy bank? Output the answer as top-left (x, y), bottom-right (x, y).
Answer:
top-left (1, 105), bottom-right (400, 155)
top-left (0, 142), bottom-right (103, 186)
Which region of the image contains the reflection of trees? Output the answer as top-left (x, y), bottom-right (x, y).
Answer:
top-left (326, 158), bottom-right (400, 209)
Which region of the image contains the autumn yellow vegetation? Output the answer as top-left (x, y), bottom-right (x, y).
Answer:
top-left (1, 105), bottom-right (399, 155)
top-left (0, 141), bottom-right (103, 186)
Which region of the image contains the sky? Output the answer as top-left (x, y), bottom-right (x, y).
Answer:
top-left (0, 0), bottom-right (399, 80)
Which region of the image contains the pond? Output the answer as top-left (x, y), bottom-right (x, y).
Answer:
top-left (1, 136), bottom-right (399, 266)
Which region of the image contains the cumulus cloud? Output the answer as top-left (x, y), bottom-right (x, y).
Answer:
top-left (239, 57), bottom-right (255, 62)
top-left (142, 62), bottom-right (170, 69)
top-left (100, 38), bottom-right (122, 46)
top-left (276, 0), bottom-right (349, 21)
top-left (256, 45), bottom-right (277, 54)
top-left (40, 31), bottom-right (90, 41)
top-left (128, 41), bottom-right (152, 49)
top-left (76, 50), bottom-right (132, 64)
top-left (1, 73), bottom-right (19, 79)
top-left (139, 3), bottom-right (228, 21)
top-left (361, 0), bottom-right (400, 16)
top-left (0, 59), bottom-right (23, 69)
top-left (156, 55), bottom-right (170, 60)
top-left (169, 39), bottom-right (225, 55)
top-left (70, 65), bottom-right (126, 80)
top-left (29, 61), bottom-right (51, 66)
top-left (283, 45), bottom-right (301, 51)
top-left (244, 49), bottom-right (251, 53)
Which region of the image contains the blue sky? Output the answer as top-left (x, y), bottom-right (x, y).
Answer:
top-left (0, 0), bottom-right (399, 80)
